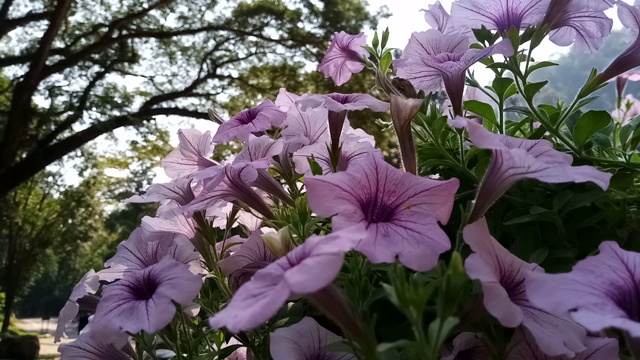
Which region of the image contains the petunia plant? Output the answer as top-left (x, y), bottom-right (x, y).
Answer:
top-left (56, 1), bottom-right (640, 359)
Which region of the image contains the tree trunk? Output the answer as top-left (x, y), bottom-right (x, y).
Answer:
top-left (1, 279), bottom-right (16, 333)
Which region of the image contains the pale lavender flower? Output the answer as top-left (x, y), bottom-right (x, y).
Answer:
top-left (463, 218), bottom-right (586, 357)
top-left (213, 100), bottom-right (286, 143)
top-left (124, 178), bottom-right (195, 208)
top-left (207, 201), bottom-right (262, 232)
top-left (507, 329), bottom-right (619, 360)
top-left (422, 1), bottom-right (453, 34)
top-left (218, 230), bottom-right (278, 292)
top-left (91, 258), bottom-right (202, 342)
top-left (547, 1), bottom-right (613, 53)
top-left (598, 1), bottom-right (640, 84)
top-left (442, 332), bottom-right (491, 360)
top-left (297, 93), bottom-right (388, 151)
top-left (162, 129), bottom-right (218, 180)
top-left (209, 225), bottom-right (365, 333)
top-left (318, 31), bottom-right (368, 86)
top-left (297, 93), bottom-right (389, 113)
top-left (527, 241), bottom-right (640, 338)
top-left (281, 106), bottom-right (329, 147)
top-left (58, 333), bottom-right (129, 360)
top-left (305, 152), bottom-right (459, 271)
top-left (270, 317), bottom-right (356, 360)
top-left (98, 227), bottom-right (201, 282)
top-left (55, 270), bottom-right (100, 342)
top-left (395, 30), bottom-right (513, 116)
top-left (141, 206), bottom-right (198, 239)
top-left (183, 165), bottom-right (274, 219)
top-left (292, 134), bottom-right (378, 174)
top-left (450, 0), bottom-right (550, 34)
top-left (611, 94), bottom-right (640, 124)
top-left (233, 135), bottom-right (293, 205)
top-left (275, 88), bottom-right (302, 113)
top-left (449, 117), bottom-right (611, 221)
top-left (614, 70), bottom-right (640, 104)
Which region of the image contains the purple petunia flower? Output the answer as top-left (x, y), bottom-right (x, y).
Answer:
top-left (318, 31), bottom-right (369, 87)
top-left (292, 131), bottom-right (378, 174)
top-left (598, 1), bottom-right (640, 85)
top-left (232, 135), bottom-right (293, 205)
top-left (217, 230), bottom-right (278, 292)
top-left (270, 317), bottom-right (356, 360)
top-left (55, 270), bottom-right (101, 342)
top-left (395, 30), bottom-right (513, 116)
top-left (449, 117), bottom-right (611, 222)
top-left (422, 1), bottom-right (454, 34)
top-left (98, 227), bottom-right (201, 282)
top-left (183, 164), bottom-right (274, 219)
top-left (162, 129), bottom-right (218, 180)
top-left (449, 0), bottom-right (550, 34)
top-left (526, 241), bottom-right (640, 338)
top-left (141, 206), bottom-right (198, 239)
top-left (546, 0), bottom-right (613, 53)
top-left (296, 93), bottom-right (387, 161)
top-left (208, 225), bottom-right (365, 333)
top-left (305, 152), bottom-right (459, 271)
top-left (507, 329), bottom-right (618, 360)
top-left (124, 178), bottom-right (195, 208)
top-left (91, 257), bottom-right (202, 342)
top-left (441, 332), bottom-right (491, 360)
top-left (213, 100), bottom-right (286, 143)
top-left (612, 94), bottom-right (640, 125)
top-left (463, 218), bottom-right (587, 357)
top-left (58, 333), bottom-right (129, 360)
top-left (297, 93), bottom-right (389, 114)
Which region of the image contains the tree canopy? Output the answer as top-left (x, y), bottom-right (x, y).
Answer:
top-left (0, 0), bottom-right (387, 197)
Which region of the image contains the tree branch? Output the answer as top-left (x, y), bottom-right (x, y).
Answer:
top-left (0, 0), bottom-right (74, 173)
top-left (0, 107), bottom-right (208, 198)
top-left (0, 11), bottom-right (53, 38)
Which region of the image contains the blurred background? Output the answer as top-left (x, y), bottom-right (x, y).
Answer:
top-left (0, 0), bottom-right (637, 358)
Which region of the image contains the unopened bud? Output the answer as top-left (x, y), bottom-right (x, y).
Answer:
top-left (261, 227), bottom-right (293, 258)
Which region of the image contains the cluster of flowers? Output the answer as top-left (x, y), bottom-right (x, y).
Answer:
top-left (55, 0), bottom-right (640, 359)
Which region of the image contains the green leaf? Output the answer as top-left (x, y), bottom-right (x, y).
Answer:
top-left (529, 247), bottom-right (549, 264)
top-left (373, 31), bottom-right (380, 50)
top-left (380, 51), bottom-right (393, 72)
top-left (553, 191), bottom-right (573, 210)
top-left (377, 340), bottom-right (413, 353)
top-left (610, 171), bottom-right (636, 191)
top-left (427, 317), bottom-right (459, 350)
top-left (573, 110), bottom-right (612, 149)
top-left (216, 345), bottom-right (243, 359)
top-left (491, 77), bottom-right (515, 100)
top-left (486, 62), bottom-right (515, 72)
top-left (525, 61), bottom-right (558, 76)
top-left (523, 81), bottom-right (548, 100)
top-left (463, 100), bottom-right (497, 128)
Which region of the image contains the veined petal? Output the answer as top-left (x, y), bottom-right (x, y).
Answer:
top-left (270, 317), bottom-right (356, 360)
top-left (318, 32), bottom-right (368, 86)
top-left (527, 241), bottom-right (640, 338)
top-left (305, 152), bottom-right (459, 271)
top-left (464, 218), bottom-right (587, 357)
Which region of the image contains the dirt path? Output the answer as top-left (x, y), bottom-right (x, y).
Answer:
top-left (14, 318), bottom-right (74, 358)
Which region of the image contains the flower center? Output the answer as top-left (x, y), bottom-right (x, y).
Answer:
top-left (361, 195), bottom-right (396, 224)
top-left (131, 272), bottom-right (160, 301)
top-left (237, 108), bottom-right (258, 125)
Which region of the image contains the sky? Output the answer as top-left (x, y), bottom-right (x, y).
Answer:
top-left (99, 0), bottom-right (630, 185)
